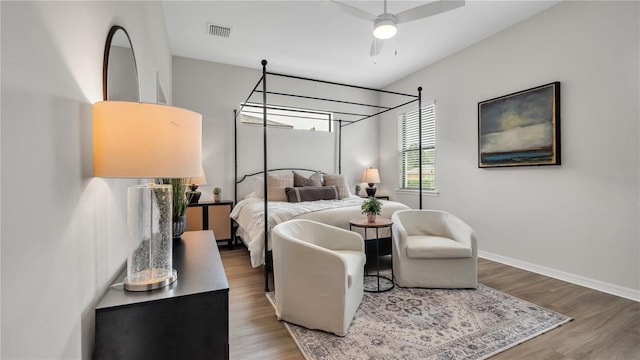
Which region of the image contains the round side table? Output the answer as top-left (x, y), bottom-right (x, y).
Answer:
top-left (349, 217), bottom-right (394, 292)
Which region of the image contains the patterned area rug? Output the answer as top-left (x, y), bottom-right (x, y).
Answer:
top-left (266, 284), bottom-right (571, 360)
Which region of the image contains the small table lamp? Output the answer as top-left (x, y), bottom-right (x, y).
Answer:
top-left (187, 166), bottom-right (208, 204)
top-left (362, 167), bottom-right (381, 196)
top-left (94, 101), bottom-right (202, 291)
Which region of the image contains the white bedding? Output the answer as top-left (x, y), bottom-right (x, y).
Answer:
top-left (230, 196), bottom-right (410, 267)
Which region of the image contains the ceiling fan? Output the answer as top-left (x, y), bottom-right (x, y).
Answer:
top-left (326, 0), bottom-right (465, 56)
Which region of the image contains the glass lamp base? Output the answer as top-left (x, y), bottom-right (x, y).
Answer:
top-left (124, 269), bottom-right (177, 291)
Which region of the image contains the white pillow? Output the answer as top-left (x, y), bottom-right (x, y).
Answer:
top-left (253, 177), bottom-right (265, 198)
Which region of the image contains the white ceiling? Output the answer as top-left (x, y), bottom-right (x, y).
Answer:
top-left (162, 0), bottom-right (559, 88)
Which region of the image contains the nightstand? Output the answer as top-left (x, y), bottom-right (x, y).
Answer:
top-left (186, 200), bottom-right (235, 248)
top-left (361, 194), bottom-right (390, 200)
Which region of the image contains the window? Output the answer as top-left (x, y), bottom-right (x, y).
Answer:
top-left (239, 103), bottom-right (333, 132)
top-left (397, 103), bottom-right (436, 190)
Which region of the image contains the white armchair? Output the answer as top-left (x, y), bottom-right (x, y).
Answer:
top-left (391, 209), bottom-right (477, 288)
top-left (272, 219), bottom-right (365, 336)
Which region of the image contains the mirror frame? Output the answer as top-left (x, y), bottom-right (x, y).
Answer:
top-left (102, 25), bottom-right (140, 101)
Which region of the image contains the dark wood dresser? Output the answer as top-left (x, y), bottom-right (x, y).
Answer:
top-left (94, 231), bottom-right (229, 359)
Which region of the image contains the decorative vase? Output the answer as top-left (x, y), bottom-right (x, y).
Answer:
top-left (367, 214), bottom-right (376, 223)
top-left (173, 215), bottom-right (186, 240)
top-left (213, 194), bottom-right (221, 202)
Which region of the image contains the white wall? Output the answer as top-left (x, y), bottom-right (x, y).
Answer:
top-left (1, 1), bottom-right (172, 358)
top-left (172, 57), bottom-right (381, 200)
top-left (2, 3), bottom-right (635, 359)
top-left (380, 1), bottom-right (639, 299)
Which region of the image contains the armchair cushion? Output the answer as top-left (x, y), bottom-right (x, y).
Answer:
top-left (406, 235), bottom-right (472, 259)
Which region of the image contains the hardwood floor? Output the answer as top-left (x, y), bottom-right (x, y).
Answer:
top-left (219, 246), bottom-right (640, 360)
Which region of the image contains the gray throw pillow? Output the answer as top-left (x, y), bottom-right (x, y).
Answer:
top-left (285, 186), bottom-right (339, 202)
top-left (293, 171), bottom-right (322, 187)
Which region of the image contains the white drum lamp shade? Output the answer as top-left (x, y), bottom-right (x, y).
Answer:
top-left (93, 101), bottom-right (202, 178)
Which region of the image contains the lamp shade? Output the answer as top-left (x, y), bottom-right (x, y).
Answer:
top-left (189, 166), bottom-right (208, 186)
top-left (362, 168), bottom-right (381, 184)
top-left (93, 101), bottom-right (202, 178)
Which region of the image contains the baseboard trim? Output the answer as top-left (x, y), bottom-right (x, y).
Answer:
top-left (478, 250), bottom-right (640, 302)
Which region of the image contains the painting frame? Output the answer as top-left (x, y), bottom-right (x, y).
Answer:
top-left (478, 82), bottom-right (561, 168)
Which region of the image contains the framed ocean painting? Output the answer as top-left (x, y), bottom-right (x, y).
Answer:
top-left (478, 82), bottom-right (561, 168)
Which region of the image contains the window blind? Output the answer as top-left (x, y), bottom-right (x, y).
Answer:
top-left (397, 103), bottom-right (436, 190)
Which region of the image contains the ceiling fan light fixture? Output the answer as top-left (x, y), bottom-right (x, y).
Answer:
top-left (373, 18), bottom-right (397, 40)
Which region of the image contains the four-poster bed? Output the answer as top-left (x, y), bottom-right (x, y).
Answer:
top-left (233, 60), bottom-right (425, 291)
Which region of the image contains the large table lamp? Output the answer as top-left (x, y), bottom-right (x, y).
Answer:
top-left (94, 101), bottom-right (202, 291)
top-left (362, 167), bottom-right (381, 196)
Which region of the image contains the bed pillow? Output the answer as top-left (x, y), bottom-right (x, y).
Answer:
top-left (266, 173), bottom-right (294, 201)
top-left (252, 173), bottom-right (294, 201)
top-left (293, 171), bottom-right (323, 187)
top-left (253, 177), bottom-right (265, 198)
top-left (285, 186), bottom-right (339, 203)
top-left (323, 174), bottom-right (351, 199)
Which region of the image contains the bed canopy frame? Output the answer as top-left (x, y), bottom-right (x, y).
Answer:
top-left (234, 60), bottom-right (424, 291)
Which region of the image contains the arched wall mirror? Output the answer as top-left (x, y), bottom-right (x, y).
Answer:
top-left (103, 25), bottom-right (140, 101)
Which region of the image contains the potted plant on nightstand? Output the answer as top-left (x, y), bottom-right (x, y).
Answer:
top-left (361, 196), bottom-right (382, 223)
top-left (354, 184), bottom-right (361, 196)
top-left (213, 187), bottom-right (222, 202)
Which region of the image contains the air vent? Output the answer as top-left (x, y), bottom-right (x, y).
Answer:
top-left (207, 23), bottom-right (231, 38)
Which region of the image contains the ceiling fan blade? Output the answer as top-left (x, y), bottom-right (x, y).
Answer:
top-left (395, 0), bottom-right (465, 24)
top-left (370, 38), bottom-right (385, 56)
top-left (324, 0), bottom-right (377, 22)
